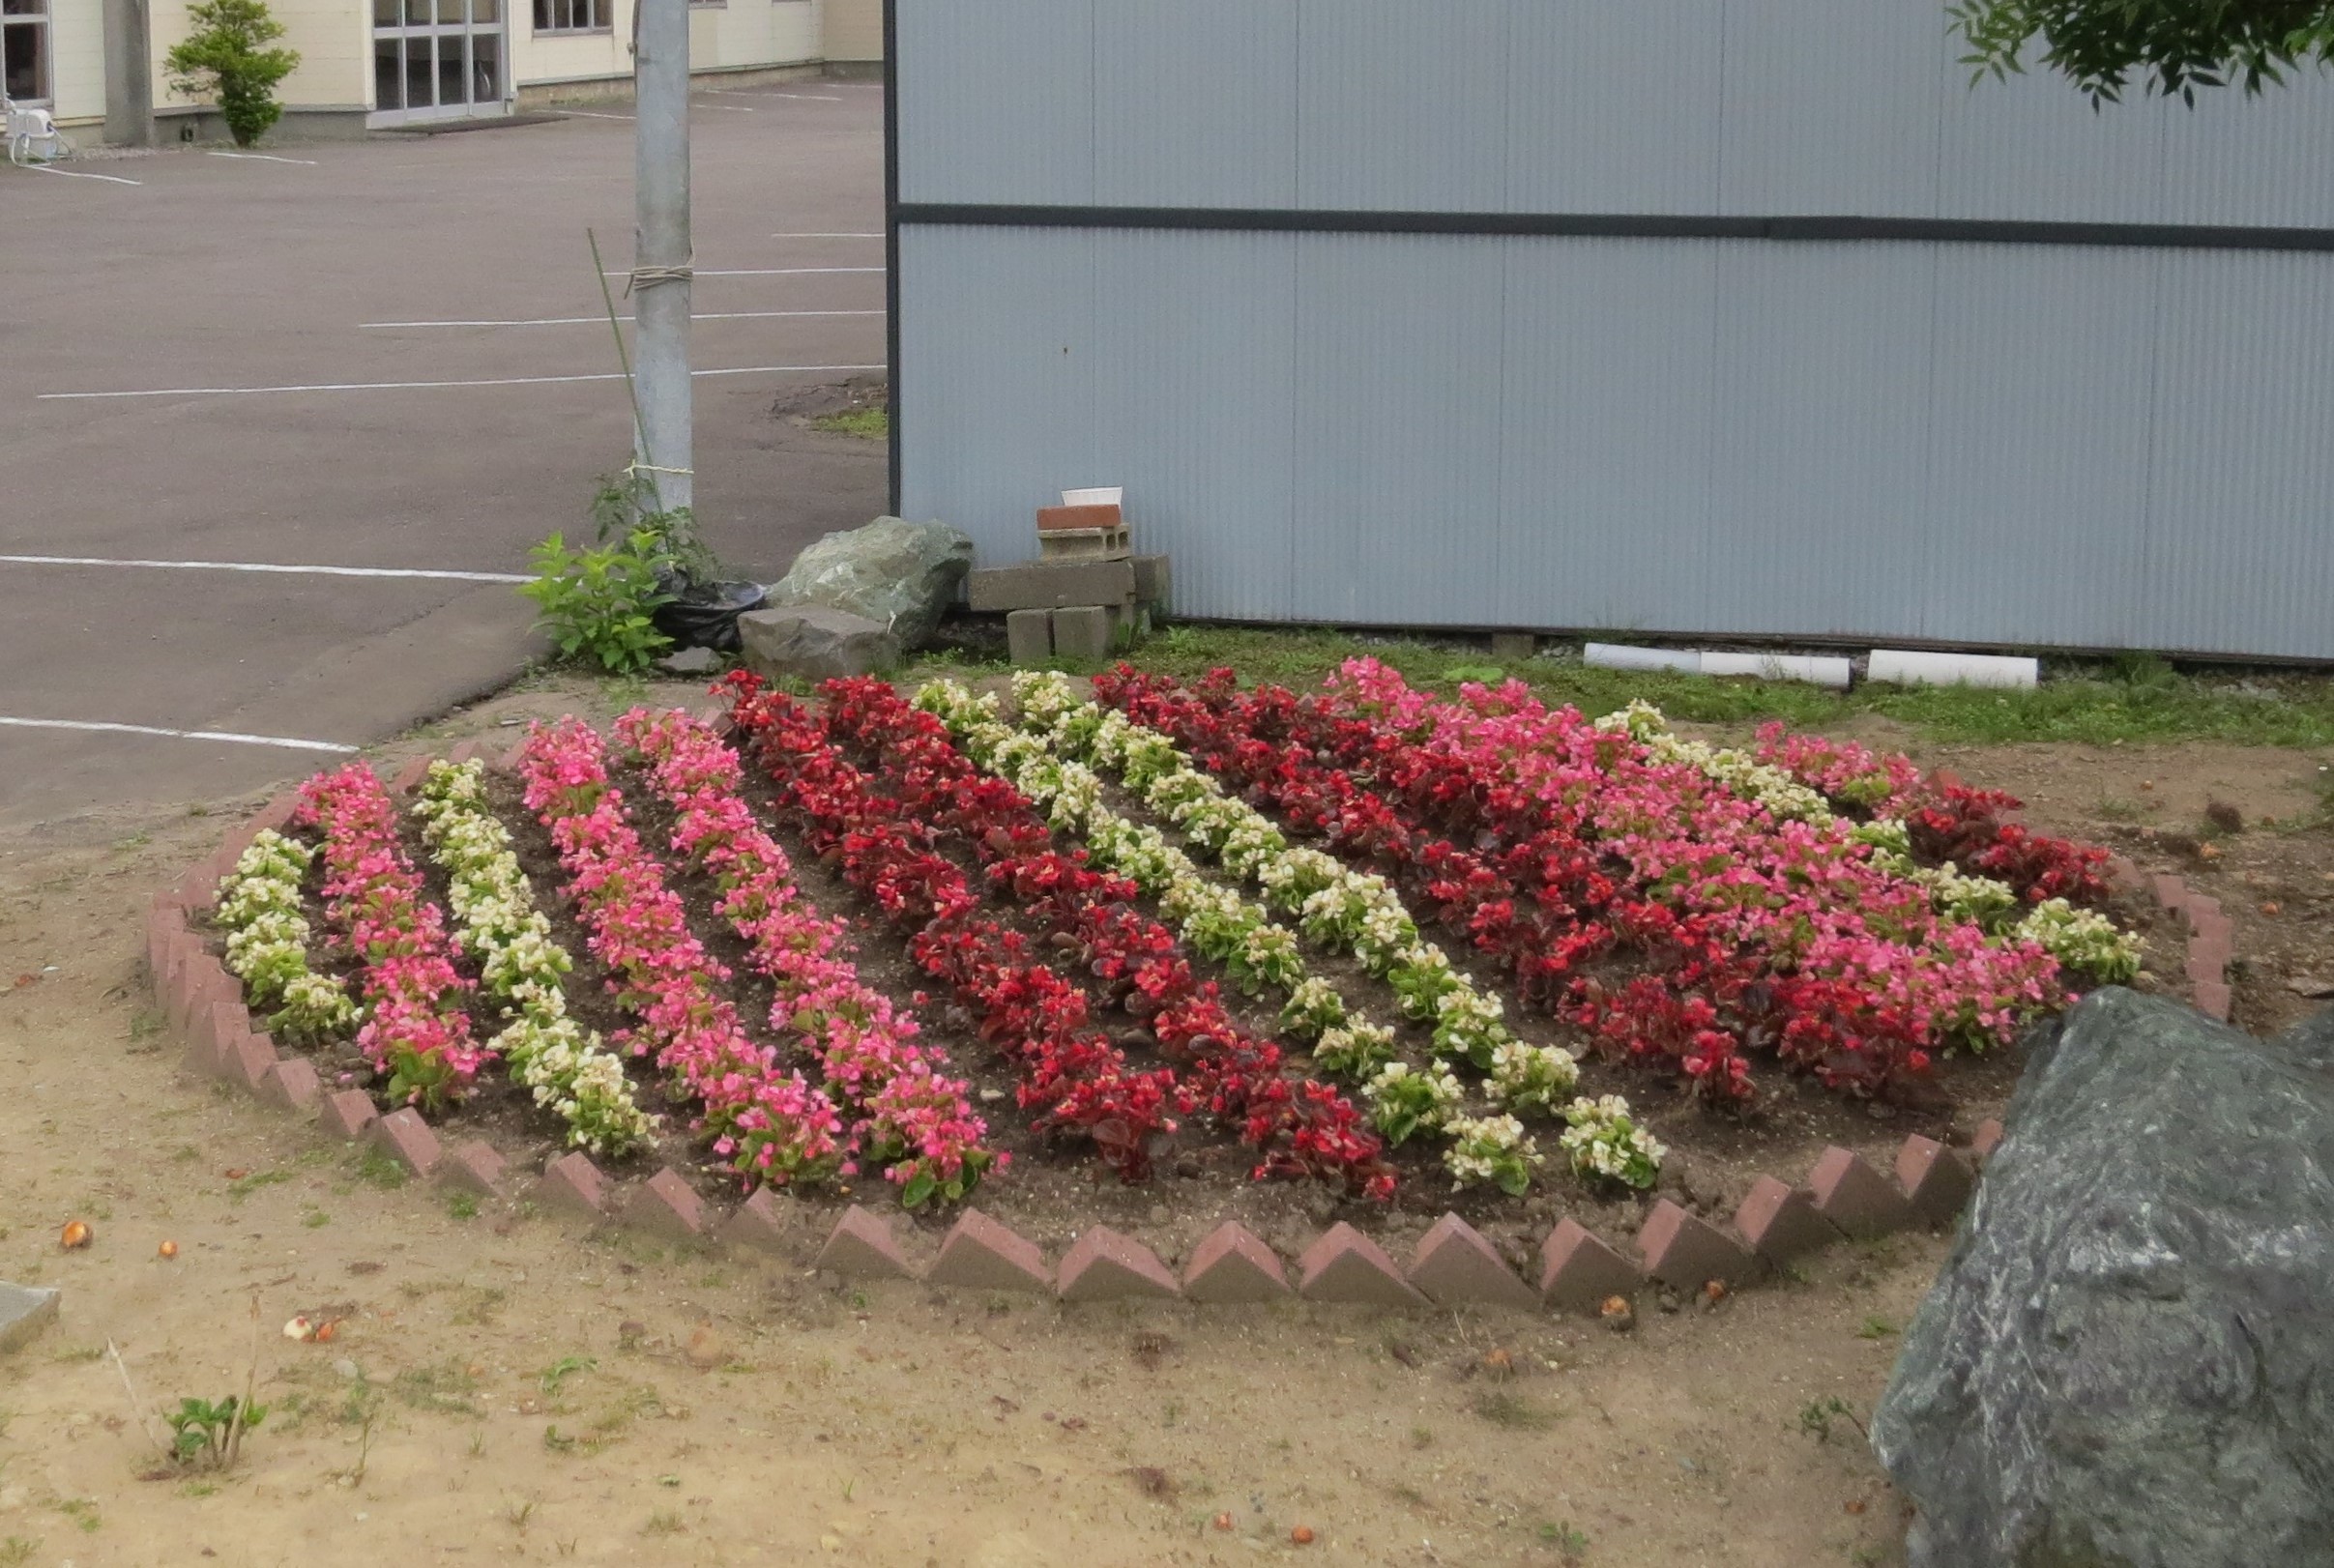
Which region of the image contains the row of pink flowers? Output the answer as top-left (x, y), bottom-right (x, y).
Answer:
top-left (515, 718), bottom-right (844, 1188)
top-left (294, 765), bottom-right (488, 1108)
top-left (613, 708), bottom-right (999, 1207)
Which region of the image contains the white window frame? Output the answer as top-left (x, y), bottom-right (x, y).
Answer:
top-left (532, 0), bottom-right (608, 36)
top-left (3, 0), bottom-right (52, 106)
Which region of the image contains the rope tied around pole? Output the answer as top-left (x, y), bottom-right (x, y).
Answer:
top-left (625, 262), bottom-right (695, 296)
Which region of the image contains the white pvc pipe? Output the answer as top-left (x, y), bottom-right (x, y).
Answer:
top-left (1584, 643), bottom-right (1703, 675)
top-left (1867, 649), bottom-right (2039, 690)
top-left (1701, 651), bottom-right (1854, 689)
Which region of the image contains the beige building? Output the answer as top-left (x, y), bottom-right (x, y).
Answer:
top-left (7, 0), bottom-right (877, 136)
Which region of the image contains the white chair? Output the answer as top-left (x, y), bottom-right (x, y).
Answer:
top-left (4, 92), bottom-right (67, 166)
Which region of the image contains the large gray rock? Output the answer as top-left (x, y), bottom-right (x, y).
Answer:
top-left (0, 1281), bottom-right (59, 1354)
top-left (765, 516), bottom-right (973, 650)
top-left (1872, 988), bottom-right (2334, 1568)
top-left (737, 605), bottom-right (900, 683)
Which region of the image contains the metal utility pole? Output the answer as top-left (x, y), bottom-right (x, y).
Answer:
top-left (630, 0), bottom-right (692, 518)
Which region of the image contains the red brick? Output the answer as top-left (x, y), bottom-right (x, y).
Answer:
top-left (538, 1152), bottom-right (607, 1219)
top-left (1808, 1147), bottom-right (1914, 1238)
top-left (2193, 978), bottom-right (2232, 1022)
top-left (388, 755), bottom-right (433, 796)
top-left (2185, 898), bottom-right (2231, 944)
top-left (928, 1208), bottom-right (1051, 1293)
top-left (2103, 855), bottom-right (2145, 894)
top-left (1538, 1219), bottom-right (1642, 1314)
top-left (1970, 1118), bottom-right (2006, 1163)
top-left (223, 1030), bottom-right (278, 1094)
top-left (1296, 1223), bottom-right (1427, 1308)
top-left (445, 740), bottom-right (482, 766)
top-left (625, 1168), bottom-right (707, 1238)
top-left (146, 900), bottom-right (186, 977)
top-left (1405, 1213), bottom-right (1537, 1310)
top-left (1733, 1176), bottom-right (1844, 1264)
top-left (1181, 1222), bottom-right (1291, 1303)
top-left (1036, 503), bottom-right (1123, 532)
top-left (1637, 1200), bottom-right (1762, 1290)
top-left (439, 1141), bottom-right (508, 1198)
top-left (813, 1205), bottom-right (917, 1280)
top-left (2150, 872), bottom-right (2188, 913)
top-left (1897, 1136), bottom-right (1976, 1227)
top-left (259, 1058), bottom-right (322, 1113)
top-left (321, 1089), bottom-right (378, 1141)
top-left (1056, 1227), bottom-right (1181, 1302)
top-left (495, 740), bottom-right (530, 773)
top-left (369, 1108), bottom-right (441, 1177)
top-left (2184, 950), bottom-right (2230, 988)
top-left (717, 1187), bottom-right (794, 1255)
top-left (195, 994), bottom-right (251, 1078)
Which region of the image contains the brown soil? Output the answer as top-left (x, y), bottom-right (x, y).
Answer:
top-left (770, 375), bottom-right (890, 429)
top-left (3, 675), bottom-right (2324, 1567)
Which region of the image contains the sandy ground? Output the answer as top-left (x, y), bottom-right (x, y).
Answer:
top-left (4, 678), bottom-right (2325, 1568)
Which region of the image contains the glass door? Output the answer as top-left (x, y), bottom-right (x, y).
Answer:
top-left (372, 0), bottom-right (505, 125)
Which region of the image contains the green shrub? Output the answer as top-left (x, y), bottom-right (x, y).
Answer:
top-left (164, 0), bottom-right (300, 149)
top-left (520, 529), bottom-right (674, 674)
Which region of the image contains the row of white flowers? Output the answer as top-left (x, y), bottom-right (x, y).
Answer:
top-left (411, 760), bottom-right (654, 1157)
top-left (921, 674), bottom-right (1664, 1191)
top-left (214, 830), bottom-right (359, 1042)
top-left (1595, 702), bottom-right (2142, 983)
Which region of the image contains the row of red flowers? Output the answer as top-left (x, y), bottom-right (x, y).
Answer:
top-left (810, 676), bottom-right (1395, 1199)
top-left (613, 708), bottom-right (998, 1207)
top-left (516, 718), bottom-right (846, 1188)
top-left (294, 764), bottom-right (488, 1108)
top-left (720, 671), bottom-right (1188, 1183)
top-left (1095, 663), bottom-right (2062, 1103)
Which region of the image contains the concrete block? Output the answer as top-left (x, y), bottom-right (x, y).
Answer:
top-left (1407, 1213), bottom-right (1539, 1310)
top-left (321, 1089), bottom-right (378, 1142)
top-left (1538, 1219), bottom-right (1642, 1313)
top-left (1637, 1200), bottom-right (1762, 1290)
top-left (439, 1140), bottom-right (508, 1198)
top-left (1049, 605), bottom-right (1115, 663)
top-left (1809, 1147), bottom-right (1913, 1238)
top-left (1006, 608), bottom-right (1053, 667)
top-left (0, 1282), bottom-right (61, 1355)
top-left (1297, 1223), bottom-right (1428, 1307)
top-left (1182, 1222), bottom-right (1291, 1303)
top-left (814, 1205), bottom-right (918, 1280)
top-left (1057, 1227), bottom-right (1181, 1302)
top-left (259, 1057), bottom-right (321, 1113)
top-left (737, 605), bottom-right (901, 683)
top-left (538, 1152), bottom-right (607, 1219)
top-left (966, 560), bottom-right (1137, 613)
top-left (1896, 1136), bottom-right (1976, 1227)
top-left (1489, 631), bottom-right (1537, 662)
top-left (718, 1187), bottom-right (793, 1255)
top-left (928, 1208), bottom-right (1050, 1292)
top-left (625, 1168), bottom-right (707, 1238)
top-left (1036, 526), bottom-right (1131, 563)
top-left (369, 1108), bottom-right (441, 1177)
top-left (1733, 1176), bottom-right (1844, 1264)
top-left (1128, 553), bottom-right (1171, 609)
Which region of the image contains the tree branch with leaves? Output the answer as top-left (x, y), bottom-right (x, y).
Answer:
top-left (165, 0), bottom-right (301, 148)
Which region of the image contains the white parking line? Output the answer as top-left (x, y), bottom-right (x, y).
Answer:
top-left (0, 716), bottom-right (356, 754)
top-left (768, 92), bottom-right (845, 101)
top-left (0, 554), bottom-right (530, 583)
top-left (209, 151), bottom-right (320, 165)
top-left (40, 363), bottom-right (885, 399)
top-left (693, 102), bottom-right (756, 112)
top-left (601, 267), bottom-right (885, 277)
top-left (25, 164), bottom-right (142, 186)
top-left (560, 110), bottom-right (633, 121)
top-left (360, 308), bottom-right (885, 329)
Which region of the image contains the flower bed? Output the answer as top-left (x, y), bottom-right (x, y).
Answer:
top-left (294, 764), bottom-right (488, 1108)
top-left (515, 718), bottom-right (844, 1189)
top-left (811, 675), bottom-right (1397, 1200)
top-left (612, 707), bottom-right (998, 1207)
top-left (212, 828), bottom-right (357, 1045)
top-left (1095, 661), bottom-right (2133, 1107)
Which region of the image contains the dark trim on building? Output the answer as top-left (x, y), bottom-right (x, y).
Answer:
top-left (895, 203), bottom-right (2334, 254)
top-left (881, 0), bottom-right (901, 515)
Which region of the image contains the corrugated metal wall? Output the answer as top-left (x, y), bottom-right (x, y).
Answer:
top-left (892, 0), bottom-right (2334, 657)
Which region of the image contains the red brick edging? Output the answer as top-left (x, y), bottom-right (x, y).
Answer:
top-left (147, 750), bottom-right (2117, 1317)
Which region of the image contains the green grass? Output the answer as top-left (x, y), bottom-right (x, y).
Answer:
top-left (810, 406), bottom-right (889, 439)
top-left (919, 624), bottom-right (2334, 750)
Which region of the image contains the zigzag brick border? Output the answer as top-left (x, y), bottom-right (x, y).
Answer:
top-left (145, 746), bottom-right (2182, 1317)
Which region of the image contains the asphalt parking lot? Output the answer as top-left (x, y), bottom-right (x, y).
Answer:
top-left (0, 85), bottom-right (887, 828)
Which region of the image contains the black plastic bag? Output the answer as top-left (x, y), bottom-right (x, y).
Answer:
top-left (652, 571), bottom-right (768, 653)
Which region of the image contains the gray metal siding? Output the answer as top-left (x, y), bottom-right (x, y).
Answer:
top-left (896, 0), bottom-right (2334, 657)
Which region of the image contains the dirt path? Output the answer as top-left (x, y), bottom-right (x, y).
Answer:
top-left (13, 679), bottom-right (2319, 1568)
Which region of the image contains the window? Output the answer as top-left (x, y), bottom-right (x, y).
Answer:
top-left (532, 0), bottom-right (605, 33)
top-left (3, 0), bottom-right (49, 103)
